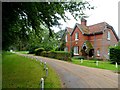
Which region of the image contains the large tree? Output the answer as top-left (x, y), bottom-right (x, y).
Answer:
top-left (2, 1), bottom-right (94, 50)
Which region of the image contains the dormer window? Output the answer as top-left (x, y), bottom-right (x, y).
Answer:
top-left (75, 32), bottom-right (79, 40)
top-left (107, 31), bottom-right (110, 40)
top-left (65, 35), bottom-right (67, 42)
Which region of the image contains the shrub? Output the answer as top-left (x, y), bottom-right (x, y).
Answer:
top-left (41, 51), bottom-right (47, 57)
top-left (34, 48), bottom-right (45, 56)
top-left (37, 50), bottom-right (71, 61)
top-left (73, 56), bottom-right (85, 59)
top-left (110, 46), bottom-right (120, 64)
top-left (28, 46), bottom-right (39, 54)
top-left (49, 51), bottom-right (71, 61)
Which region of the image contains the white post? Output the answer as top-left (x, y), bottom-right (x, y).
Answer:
top-left (46, 68), bottom-right (48, 77)
top-left (96, 61), bottom-right (98, 66)
top-left (44, 62), bottom-right (46, 70)
top-left (40, 78), bottom-right (44, 90)
top-left (36, 58), bottom-right (38, 61)
top-left (81, 59), bottom-right (83, 63)
top-left (40, 60), bottom-right (42, 65)
top-left (116, 62), bottom-right (118, 68)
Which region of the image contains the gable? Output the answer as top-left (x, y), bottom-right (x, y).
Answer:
top-left (71, 23), bottom-right (89, 36)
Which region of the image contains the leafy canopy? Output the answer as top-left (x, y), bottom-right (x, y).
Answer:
top-left (2, 1), bottom-right (94, 50)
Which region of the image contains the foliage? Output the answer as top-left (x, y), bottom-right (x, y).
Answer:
top-left (34, 48), bottom-right (45, 56)
top-left (2, 1), bottom-right (94, 50)
top-left (2, 52), bottom-right (61, 88)
top-left (28, 45), bottom-right (40, 54)
top-left (110, 46), bottom-right (120, 64)
top-left (40, 51), bottom-right (71, 61)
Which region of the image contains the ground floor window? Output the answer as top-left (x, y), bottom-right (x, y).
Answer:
top-left (64, 47), bottom-right (68, 52)
top-left (74, 46), bottom-right (79, 55)
top-left (97, 49), bottom-right (100, 56)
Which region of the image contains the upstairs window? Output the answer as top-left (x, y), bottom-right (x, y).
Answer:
top-left (75, 32), bottom-right (79, 40)
top-left (107, 31), bottom-right (110, 40)
top-left (65, 35), bottom-right (67, 42)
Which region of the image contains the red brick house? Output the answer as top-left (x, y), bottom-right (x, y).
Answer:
top-left (62, 18), bottom-right (119, 60)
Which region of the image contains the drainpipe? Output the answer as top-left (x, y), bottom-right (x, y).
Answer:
top-left (93, 32), bottom-right (96, 59)
top-left (70, 35), bottom-right (72, 58)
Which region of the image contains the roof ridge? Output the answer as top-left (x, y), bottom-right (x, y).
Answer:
top-left (88, 22), bottom-right (107, 27)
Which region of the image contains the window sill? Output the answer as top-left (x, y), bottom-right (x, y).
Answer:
top-left (75, 39), bottom-right (79, 41)
top-left (107, 38), bottom-right (110, 41)
top-left (74, 53), bottom-right (79, 55)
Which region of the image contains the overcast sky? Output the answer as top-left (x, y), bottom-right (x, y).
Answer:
top-left (53, 0), bottom-right (119, 36)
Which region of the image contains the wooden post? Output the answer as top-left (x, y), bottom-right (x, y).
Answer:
top-left (46, 68), bottom-right (48, 77)
top-left (116, 62), bottom-right (118, 68)
top-left (44, 62), bottom-right (46, 70)
top-left (40, 60), bottom-right (42, 65)
top-left (40, 78), bottom-right (44, 90)
top-left (81, 59), bottom-right (83, 63)
top-left (96, 61), bottom-right (98, 66)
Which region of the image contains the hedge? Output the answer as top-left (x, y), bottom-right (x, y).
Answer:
top-left (34, 48), bottom-right (45, 56)
top-left (110, 46), bottom-right (120, 64)
top-left (41, 51), bottom-right (71, 61)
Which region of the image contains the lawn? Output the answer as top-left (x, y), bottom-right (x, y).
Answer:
top-left (72, 58), bottom-right (120, 72)
top-left (2, 52), bottom-right (61, 88)
top-left (15, 51), bottom-right (29, 54)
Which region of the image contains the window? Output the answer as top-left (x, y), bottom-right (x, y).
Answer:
top-left (64, 47), bottom-right (68, 52)
top-left (65, 35), bottom-right (67, 42)
top-left (107, 31), bottom-right (110, 40)
top-left (97, 49), bottom-right (100, 56)
top-left (75, 32), bottom-right (79, 40)
top-left (74, 46), bottom-right (79, 55)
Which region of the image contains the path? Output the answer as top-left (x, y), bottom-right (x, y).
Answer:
top-left (19, 53), bottom-right (118, 88)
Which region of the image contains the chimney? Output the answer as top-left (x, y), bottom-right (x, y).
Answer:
top-left (81, 18), bottom-right (87, 26)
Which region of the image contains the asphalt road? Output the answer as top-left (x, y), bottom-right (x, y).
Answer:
top-left (19, 54), bottom-right (118, 88)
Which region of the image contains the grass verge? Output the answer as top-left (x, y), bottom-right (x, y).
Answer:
top-left (2, 52), bottom-right (61, 88)
top-left (72, 58), bottom-right (120, 72)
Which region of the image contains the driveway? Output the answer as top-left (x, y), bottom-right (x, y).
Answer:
top-left (19, 53), bottom-right (118, 88)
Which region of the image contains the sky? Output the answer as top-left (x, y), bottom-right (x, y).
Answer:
top-left (53, 0), bottom-right (119, 36)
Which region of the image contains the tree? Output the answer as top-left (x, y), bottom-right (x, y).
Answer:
top-left (2, 1), bottom-right (94, 50)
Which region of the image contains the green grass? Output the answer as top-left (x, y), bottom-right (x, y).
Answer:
top-left (2, 52), bottom-right (61, 88)
top-left (72, 58), bottom-right (120, 71)
top-left (15, 51), bottom-right (29, 54)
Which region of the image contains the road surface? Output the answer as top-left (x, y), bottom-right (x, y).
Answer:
top-left (19, 54), bottom-right (118, 88)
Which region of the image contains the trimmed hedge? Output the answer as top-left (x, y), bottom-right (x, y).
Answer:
top-left (110, 46), bottom-right (120, 64)
top-left (35, 48), bottom-right (45, 56)
top-left (41, 51), bottom-right (71, 61)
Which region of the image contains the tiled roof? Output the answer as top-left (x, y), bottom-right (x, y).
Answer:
top-left (88, 22), bottom-right (107, 34)
top-left (77, 23), bottom-right (89, 34)
top-left (65, 21), bottom-right (119, 41)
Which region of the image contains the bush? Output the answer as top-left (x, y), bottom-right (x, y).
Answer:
top-left (36, 50), bottom-right (71, 61)
top-left (50, 51), bottom-right (71, 61)
top-left (73, 56), bottom-right (85, 59)
top-left (110, 46), bottom-right (120, 64)
top-left (28, 46), bottom-right (39, 54)
top-left (35, 48), bottom-right (45, 56)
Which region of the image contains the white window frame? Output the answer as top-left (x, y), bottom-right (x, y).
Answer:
top-left (107, 31), bottom-right (110, 40)
top-left (74, 46), bottom-right (79, 55)
top-left (97, 49), bottom-right (100, 56)
top-left (64, 47), bottom-right (68, 52)
top-left (75, 32), bottom-right (79, 40)
top-left (65, 35), bottom-right (67, 42)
